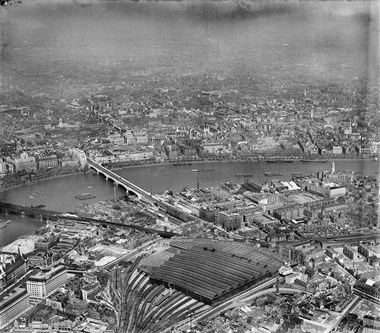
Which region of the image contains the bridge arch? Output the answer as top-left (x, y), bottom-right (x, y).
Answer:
top-left (127, 189), bottom-right (139, 198)
top-left (89, 165), bottom-right (106, 178)
top-left (87, 158), bottom-right (149, 201)
top-left (87, 158), bottom-right (151, 199)
top-left (117, 183), bottom-right (140, 199)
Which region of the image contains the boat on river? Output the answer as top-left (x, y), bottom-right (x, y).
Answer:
top-left (301, 159), bottom-right (328, 163)
top-left (264, 171), bottom-right (283, 177)
top-left (75, 193), bottom-right (96, 200)
top-left (0, 220), bottom-right (11, 229)
top-left (266, 159), bottom-right (294, 163)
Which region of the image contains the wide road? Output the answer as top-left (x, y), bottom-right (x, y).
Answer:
top-left (329, 296), bottom-right (361, 332)
top-left (298, 296), bottom-right (360, 333)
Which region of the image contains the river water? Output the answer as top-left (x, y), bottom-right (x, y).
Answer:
top-left (0, 0), bottom-right (374, 246)
top-left (0, 160), bottom-right (378, 247)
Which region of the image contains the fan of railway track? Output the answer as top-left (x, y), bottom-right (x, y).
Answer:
top-left (102, 256), bottom-right (210, 333)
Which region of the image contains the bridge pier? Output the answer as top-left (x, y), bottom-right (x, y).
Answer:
top-left (114, 182), bottom-right (118, 202)
top-left (88, 159), bottom-right (148, 202)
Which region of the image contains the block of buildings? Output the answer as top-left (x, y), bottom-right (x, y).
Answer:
top-left (26, 264), bottom-right (68, 305)
top-left (0, 252), bottom-right (27, 292)
top-left (0, 287), bottom-right (29, 329)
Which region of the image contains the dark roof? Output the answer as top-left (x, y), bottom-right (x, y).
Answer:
top-left (148, 242), bottom-right (285, 302)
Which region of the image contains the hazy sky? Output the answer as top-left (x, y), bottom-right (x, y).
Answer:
top-left (0, 0), bottom-right (378, 95)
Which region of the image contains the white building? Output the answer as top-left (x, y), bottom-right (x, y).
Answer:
top-left (134, 131), bottom-right (149, 145)
top-left (123, 130), bottom-right (135, 145)
top-left (0, 162), bottom-right (7, 177)
top-left (203, 143), bottom-right (225, 155)
top-left (308, 181), bottom-right (346, 198)
top-left (0, 287), bottom-right (29, 329)
top-left (26, 265), bottom-right (67, 305)
top-left (107, 133), bottom-right (125, 145)
top-left (69, 148), bottom-right (87, 167)
top-left (370, 142), bottom-right (380, 155)
top-left (7, 152), bottom-right (36, 172)
top-left (48, 220), bottom-right (97, 238)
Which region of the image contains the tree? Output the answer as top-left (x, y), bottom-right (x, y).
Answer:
top-left (82, 163), bottom-right (90, 172)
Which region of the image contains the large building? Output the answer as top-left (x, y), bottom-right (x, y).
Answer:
top-left (34, 237), bottom-right (56, 252)
top-left (272, 203), bottom-right (304, 221)
top-left (68, 148), bottom-right (87, 167)
top-left (0, 287), bottom-right (29, 329)
top-left (354, 279), bottom-right (380, 302)
top-left (145, 240), bottom-right (291, 305)
top-left (358, 243), bottom-right (380, 261)
top-left (203, 142), bottom-right (225, 155)
top-left (363, 315), bottom-right (380, 333)
top-left (343, 245), bottom-right (364, 261)
top-left (37, 155), bottom-right (58, 169)
top-left (308, 181), bottom-right (346, 198)
top-left (216, 211), bottom-right (242, 231)
top-left (26, 264), bottom-right (68, 305)
top-left (107, 132), bottom-right (125, 145)
top-left (244, 191), bottom-right (279, 207)
top-left (6, 152), bottom-right (36, 172)
top-left (134, 131), bottom-right (149, 145)
top-left (0, 161), bottom-right (7, 177)
top-left (242, 180), bottom-right (265, 193)
top-left (0, 252), bottom-right (27, 292)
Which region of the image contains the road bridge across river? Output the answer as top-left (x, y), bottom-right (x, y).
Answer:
top-left (87, 157), bottom-right (153, 200)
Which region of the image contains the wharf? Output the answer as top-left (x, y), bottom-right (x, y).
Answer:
top-left (0, 201), bottom-right (179, 238)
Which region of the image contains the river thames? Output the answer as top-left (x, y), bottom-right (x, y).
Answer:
top-left (0, 159), bottom-right (378, 247)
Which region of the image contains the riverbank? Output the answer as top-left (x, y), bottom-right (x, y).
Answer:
top-left (0, 170), bottom-right (86, 194)
top-left (0, 158), bottom-right (377, 245)
top-left (104, 155), bottom-right (376, 171)
top-left (0, 212), bottom-right (46, 249)
top-left (0, 156), bottom-right (377, 195)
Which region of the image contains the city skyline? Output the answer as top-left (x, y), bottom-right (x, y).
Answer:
top-left (0, 1), bottom-right (379, 332)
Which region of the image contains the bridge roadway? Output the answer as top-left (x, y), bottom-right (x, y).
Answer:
top-left (87, 157), bottom-right (208, 224)
top-left (87, 158), bottom-right (153, 200)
